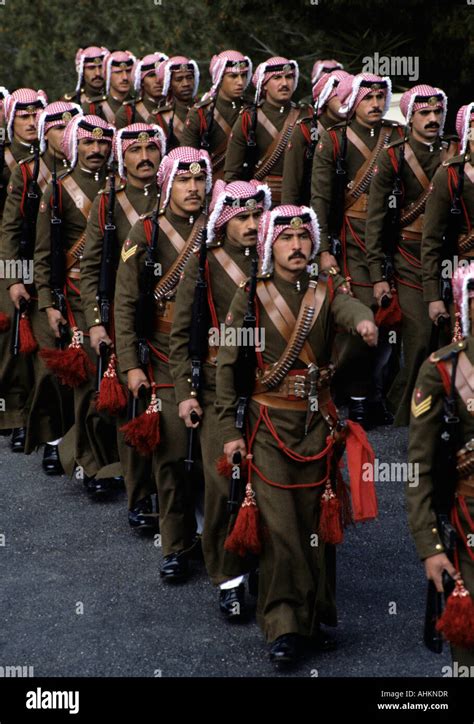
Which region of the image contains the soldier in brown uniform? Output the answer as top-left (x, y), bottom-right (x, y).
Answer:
top-left (181, 51), bottom-right (252, 180)
top-left (81, 122), bottom-right (165, 504)
top-left (366, 85), bottom-right (457, 426)
top-left (224, 57), bottom-right (310, 206)
top-left (0, 86), bottom-right (9, 129)
top-left (311, 72), bottom-right (402, 427)
top-left (215, 203), bottom-right (378, 666)
top-left (155, 56), bottom-right (200, 152)
top-left (0, 88), bottom-right (47, 449)
top-left (63, 46), bottom-right (108, 109)
top-left (82, 50), bottom-right (136, 125)
top-left (282, 69), bottom-right (352, 205)
top-left (115, 52), bottom-right (168, 130)
top-left (114, 146), bottom-right (211, 581)
top-left (169, 179), bottom-right (271, 616)
top-left (421, 103), bottom-right (474, 334)
top-left (408, 262), bottom-right (474, 668)
top-left (1, 102), bottom-right (82, 472)
top-left (34, 114), bottom-right (117, 489)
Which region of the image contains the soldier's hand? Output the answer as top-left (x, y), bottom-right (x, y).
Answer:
top-left (9, 283), bottom-right (30, 309)
top-left (428, 300), bottom-right (449, 324)
top-left (423, 553), bottom-right (460, 593)
top-left (356, 320), bottom-right (378, 347)
top-left (46, 307), bottom-right (67, 338)
top-left (224, 438), bottom-right (247, 466)
top-left (89, 325), bottom-right (113, 355)
top-left (178, 398), bottom-right (203, 428)
top-left (373, 281), bottom-right (391, 306)
top-left (319, 252), bottom-right (340, 273)
top-left (127, 368), bottom-right (150, 398)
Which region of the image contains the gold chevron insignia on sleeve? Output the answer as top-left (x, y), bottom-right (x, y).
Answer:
top-left (121, 239), bottom-right (137, 263)
top-left (411, 388), bottom-right (432, 418)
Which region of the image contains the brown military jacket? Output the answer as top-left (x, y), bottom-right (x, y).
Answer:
top-left (34, 165), bottom-right (107, 310)
top-left (0, 139), bottom-right (37, 221)
top-left (155, 98), bottom-right (193, 151)
top-left (81, 92), bottom-right (135, 125)
top-left (114, 96), bottom-right (164, 130)
top-left (62, 84), bottom-right (106, 111)
top-left (421, 152), bottom-right (474, 303)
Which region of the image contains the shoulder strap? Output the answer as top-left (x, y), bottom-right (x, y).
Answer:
top-left (254, 107), bottom-right (300, 180)
top-left (211, 246), bottom-right (247, 287)
top-left (115, 189), bottom-right (140, 229)
top-left (60, 174), bottom-right (93, 219)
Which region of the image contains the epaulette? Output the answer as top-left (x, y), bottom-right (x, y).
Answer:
top-left (429, 338), bottom-right (466, 362)
top-left (18, 155), bottom-right (36, 165)
top-left (123, 97), bottom-right (140, 106)
top-left (88, 94), bottom-right (107, 103)
top-left (382, 118), bottom-right (402, 128)
top-left (63, 91), bottom-right (76, 102)
top-left (442, 152), bottom-right (469, 167)
top-left (256, 271), bottom-right (272, 281)
top-left (207, 238), bottom-right (224, 249)
top-left (386, 136), bottom-right (407, 150)
top-left (116, 183), bottom-right (126, 193)
top-left (326, 120), bottom-right (346, 132)
top-left (156, 101), bottom-right (173, 113)
top-left (58, 168), bottom-right (73, 181)
top-left (194, 97), bottom-right (213, 110)
top-left (296, 115), bottom-right (313, 127)
top-left (297, 101), bottom-right (312, 111)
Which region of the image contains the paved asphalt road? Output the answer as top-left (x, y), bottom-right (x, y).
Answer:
top-left (0, 425), bottom-right (451, 679)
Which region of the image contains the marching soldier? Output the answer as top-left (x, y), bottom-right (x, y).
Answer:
top-left (365, 85), bottom-right (457, 426)
top-left (115, 52), bottom-right (169, 129)
top-left (169, 179), bottom-right (271, 617)
top-left (282, 69), bottom-right (352, 205)
top-left (408, 261), bottom-right (474, 668)
top-left (114, 147), bottom-right (211, 581)
top-left (215, 204), bottom-right (378, 666)
top-left (82, 50), bottom-right (136, 125)
top-left (311, 72), bottom-right (402, 427)
top-left (1, 101), bottom-right (81, 472)
top-left (80, 122), bottom-right (165, 504)
top-left (421, 103), bottom-right (474, 332)
top-left (0, 86), bottom-right (9, 129)
top-left (155, 56), bottom-right (200, 152)
top-left (0, 88), bottom-right (47, 449)
top-left (224, 56), bottom-right (311, 205)
top-left (63, 46), bottom-right (109, 108)
top-left (181, 51), bottom-right (252, 179)
top-left (34, 114), bottom-right (118, 490)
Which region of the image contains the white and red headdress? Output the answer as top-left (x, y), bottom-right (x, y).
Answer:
top-left (311, 59), bottom-right (344, 86)
top-left (400, 84), bottom-right (448, 135)
top-left (252, 56), bottom-right (299, 105)
top-left (61, 114), bottom-right (114, 168)
top-left (338, 73), bottom-right (392, 118)
top-left (157, 146), bottom-right (212, 209)
top-left (456, 103), bottom-right (474, 156)
top-left (200, 50), bottom-right (252, 103)
top-left (206, 179), bottom-right (271, 244)
top-left (103, 50), bottom-right (136, 94)
top-left (74, 46), bottom-right (109, 93)
top-left (133, 52), bottom-right (169, 93)
top-left (312, 70), bottom-right (352, 114)
top-left (257, 204), bottom-right (320, 275)
top-left (157, 56), bottom-right (200, 99)
top-left (37, 101), bottom-right (83, 153)
top-left (453, 262), bottom-right (474, 338)
top-left (5, 88), bottom-right (48, 142)
top-left (114, 122), bottom-right (166, 179)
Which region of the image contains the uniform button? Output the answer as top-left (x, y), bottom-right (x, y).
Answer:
top-left (431, 527), bottom-right (438, 534)
top-left (187, 378), bottom-right (192, 383)
top-left (190, 391), bottom-right (197, 398)
top-left (435, 544), bottom-right (443, 551)
top-left (94, 318), bottom-right (100, 323)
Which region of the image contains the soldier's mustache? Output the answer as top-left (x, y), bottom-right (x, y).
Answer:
top-left (87, 153), bottom-right (105, 160)
top-left (288, 252), bottom-right (306, 260)
top-left (137, 160), bottom-right (154, 169)
top-left (425, 122), bottom-right (440, 129)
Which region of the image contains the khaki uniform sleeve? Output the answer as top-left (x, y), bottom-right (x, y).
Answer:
top-left (114, 105), bottom-right (130, 130)
top-left (311, 128), bottom-right (335, 254)
top-left (365, 148), bottom-right (395, 283)
top-left (330, 273), bottom-right (375, 332)
top-left (168, 253), bottom-right (200, 404)
top-left (223, 115), bottom-right (247, 183)
top-left (0, 165), bottom-right (26, 286)
top-left (281, 124), bottom-right (306, 205)
top-left (407, 358), bottom-right (446, 559)
top-left (215, 285), bottom-right (248, 443)
top-left (34, 184), bottom-right (54, 310)
top-left (80, 194), bottom-right (105, 330)
top-left (421, 165), bottom-right (451, 303)
top-left (180, 109), bottom-right (202, 149)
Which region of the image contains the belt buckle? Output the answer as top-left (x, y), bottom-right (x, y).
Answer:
top-left (292, 374), bottom-right (307, 398)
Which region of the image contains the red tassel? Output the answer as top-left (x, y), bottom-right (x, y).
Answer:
top-left (119, 387), bottom-right (160, 456)
top-left (436, 579), bottom-right (474, 648)
top-left (318, 480), bottom-right (344, 544)
top-left (374, 290), bottom-right (402, 330)
top-left (0, 312), bottom-right (10, 332)
top-left (216, 453), bottom-right (248, 478)
top-left (96, 353), bottom-right (127, 415)
top-left (40, 327), bottom-right (94, 387)
top-left (19, 313), bottom-right (37, 354)
top-left (224, 473), bottom-right (261, 557)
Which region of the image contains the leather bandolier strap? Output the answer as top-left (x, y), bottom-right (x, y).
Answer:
top-left (344, 126), bottom-right (392, 219)
top-left (61, 175), bottom-right (93, 279)
top-left (254, 107), bottom-right (300, 181)
top-left (442, 351), bottom-right (474, 497)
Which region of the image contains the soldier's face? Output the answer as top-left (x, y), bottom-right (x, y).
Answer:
top-left (169, 171), bottom-right (206, 216)
top-left (411, 107), bottom-right (442, 141)
top-left (77, 138), bottom-right (110, 171)
top-left (469, 120), bottom-right (474, 153)
top-left (124, 142), bottom-right (161, 181)
top-left (326, 95), bottom-right (342, 120)
top-left (264, 73), bottom-right (295, 105)
top-left (171, 71), bottom-right (194, 102)
top-left (143, 72), bottom-right (163, 100)
top-left (83, 64), bottom-right (104, 89)
top-left (355, 91), bottom-right (385, 126)
top-left (110, 68), bottom-right (132, 94)
top-left (45, 125), bottom-right (67, 158)
top-left (219, 72), bottom-right (247, 101)
top-left (13, 113), bottom-right (38, 143)
top-left (226, 208), bottom-right (262, 247)
top-left (273, 228), bottom-right (312, 275)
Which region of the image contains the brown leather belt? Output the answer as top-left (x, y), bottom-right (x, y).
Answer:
top-left (154, 300), bottom-right (175, 333)
top-left (263, 174), bottom-right (282, 206)
top-left (456, 441), bottom-right (474, 497)
top-left (251, 367), bottom-right (333, 411)
top-left (344, 192), bottom-right (368, 219)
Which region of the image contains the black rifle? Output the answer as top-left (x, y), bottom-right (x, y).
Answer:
top-left (439, 160), bottom-right (465, 313)
top-left (10, 297), bottom-right (28, 357)
top-left (50, 153), bottom-right (69, 349)
top-left (19, 146), bottom-right (41, 263)
top-left (200, 94), bottom-right (219, 151)
top-left (423, 347), bottom-right (460, 652)
top-left (380, 129), bottom-right (407, 301)
top-left (136, 194), bottom-right (161, 367)
top-left (97, 169), bottom-right (116, 329)
top-left (328, 119), bottom-right (348, 263)
top-left (95, 340), bottom-right (109, 393)
top-left (242, 104), bottom-right (258, 181)
top-left (301, 106), bottom-right (319, 205)
top-left (185, 221), bottom-right (209, 473)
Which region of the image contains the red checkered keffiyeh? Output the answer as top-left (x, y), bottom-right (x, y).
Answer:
top-left (5, 88), bottom-right (48, 142)
top-left (133, 52), bottom-right (169, 93)
top-left (453, 262), bottom-right (474, 338)
top-left (157, 146), bottom-right (212, 209)
top-left (257, 204), bottom-right (320, 275)
top-left (114, 122), bottom-right (166, 178)
top-left (312, 70), bottom-right (352, 111)
top-left (206, 179), bottom-right (272, 244)
top-left (103, 50), bottom-right (136, 94)
top-left (338, 73), bottom-right (392, 118)
top-left (311, 59), bottom-right (344, 86)
top-left (158, 56), bottom-right (200, 100)
top-left (252, 56), bottom-right (299, 105)
top-left (456, 102), bottom-right (474, 155)
top-left (61, 114), bottom-right (114, 168)
top-left (74, 46), bottom-right (109, 93)
top-left (37, 101), bottom-right (83, 153)
top-left (400, 84), bottom-right (448, 135)
top-left (200, 50), bottom-right (252, 103)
